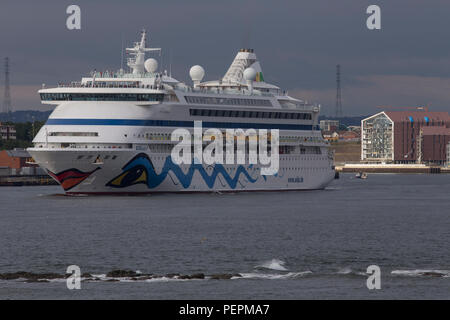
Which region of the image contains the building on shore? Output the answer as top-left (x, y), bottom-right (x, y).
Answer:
top-left (361, 110), bottom-right (450, 164)
top-left (0, 148), bottom-right (43, 175)
top-left (322, 129), bottom-right (360, 142)
top-left (447, 143), bottom-right (450, 167)
top-left (0, 122), bottom-right (16, 140)
top-left (322, 131), bottom-right (339, 142)
top-left (338, 130), bottom-right (360, 142)
top-left (320, 120), bottom-right (340, 132)
top-left (418, 126), bottom-right (450, 166)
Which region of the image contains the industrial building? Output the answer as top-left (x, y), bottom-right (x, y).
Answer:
top-left (361, 111), bottom-right (450, 165)
top-left (0, 148), bottom-right (42, 175)
top-left (418, 126), bottom-right (450, 165)
top-left (447, 143), bottom-right (450, 166)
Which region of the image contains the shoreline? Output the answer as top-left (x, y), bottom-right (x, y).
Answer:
top-left (336, 163), bottom-right (448, 174)
top-left (0, 175), bottom-right (57, 186)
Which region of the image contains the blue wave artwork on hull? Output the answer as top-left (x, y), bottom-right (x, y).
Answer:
top-left (106, 153), bottom-right (259, 189)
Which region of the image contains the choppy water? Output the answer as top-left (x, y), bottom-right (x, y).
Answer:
top-left (0, 173), bottom-right (449, 299)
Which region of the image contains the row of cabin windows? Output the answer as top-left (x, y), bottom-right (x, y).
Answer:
top-left (76, 155), bottom-right (117, 160)
top-left (59, 143), bottom-right (132, 149)
top-left (138, 132), bottom-right (319, 145)
top-left (149, 144), bottom-right (320, 155)
top-left (189, 108), bottom-right (312, 120)
top-left (185, 96), bottom-right (272, 107)
top-left (40, 93), bottom-right (165, 102)
top-left (300, 146), bottom-right (322, 154)
top-left (151, 144), bottom-right (273, 154)
top-left (49, 132), bottom-right (98, 137)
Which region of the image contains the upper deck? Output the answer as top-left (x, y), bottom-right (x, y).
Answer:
top-left (38, 30), bottom-right (321, 114)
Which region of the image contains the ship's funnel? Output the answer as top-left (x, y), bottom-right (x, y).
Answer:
top-left (222, 49), bottom-right (265, 84)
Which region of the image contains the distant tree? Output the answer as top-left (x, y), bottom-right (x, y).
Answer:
top-left (14, 122), bottom-right (32, 141)
top-left (0, 139), bottom-right (32, 150)
top-left (13, 121), bottom-right (44, 142)
top-left (0, 121), bottom-right (46, 150)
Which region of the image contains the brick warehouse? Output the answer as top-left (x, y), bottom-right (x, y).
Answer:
top-left (419, 126), bottom-right (450, 165)
top-left (0, 149), bottom-right (37, 175)
top-left (361, 111), bottom-right (450, 164)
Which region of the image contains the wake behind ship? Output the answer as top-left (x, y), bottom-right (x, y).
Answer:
top-left (28, 30), bottom-right (335, 194)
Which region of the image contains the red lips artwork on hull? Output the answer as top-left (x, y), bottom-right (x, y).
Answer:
top-left (47, 168), bottom-right (100, 191)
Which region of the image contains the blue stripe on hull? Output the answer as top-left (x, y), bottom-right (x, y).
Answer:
top-left (46, 118), bottom-right (319, 131)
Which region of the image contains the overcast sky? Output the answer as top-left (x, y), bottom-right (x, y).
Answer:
top-left (1, 0), bottom-right (450, 116)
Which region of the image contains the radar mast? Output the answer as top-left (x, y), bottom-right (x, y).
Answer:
top-left (126, 29), bottom-right (161, 74)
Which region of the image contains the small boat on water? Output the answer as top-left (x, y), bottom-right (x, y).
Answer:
top-left (355, 172), bottom-right (367, 179)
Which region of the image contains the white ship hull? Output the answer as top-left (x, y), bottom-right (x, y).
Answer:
top-left (28, 147), bottom-right (335, 195)
top-left (28, 30), bottom-right (336, 195)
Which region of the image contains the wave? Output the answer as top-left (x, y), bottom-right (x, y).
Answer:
top-left (90, 274), bottom-right (196, 283)
top-left (87, 271), bottom-right (313, 282)
top-left (5, 267), bottom-right (448, 284)
top-left (391, 269), bottom-right (450, 278)
top-left (337, 267), bottom-right (352, 274)
top-left (240, 271), bottom-right (312, 280)
top-left (0, 268), bottom-right (312, 283)
top-left (255, 259), bottom-right (288, 271)
top-left (336, 267), bottom-right (367, 276)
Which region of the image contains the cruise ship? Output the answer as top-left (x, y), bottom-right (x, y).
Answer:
top-left (28, 30), bottom-right (335, 194)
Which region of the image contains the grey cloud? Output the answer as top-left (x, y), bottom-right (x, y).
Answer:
top-left (1, 0), bottom-right (450, 114)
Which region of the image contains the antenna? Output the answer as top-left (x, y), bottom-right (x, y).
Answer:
top-left (169, 49), bottom-right (172, 77)
top-left (120, 33), bottom-right (124, 71)
top-left (3, 57), bottom-right (12, 117)
top-left (126, 29), bottom-right (161, 74)
top-left (335, 64), bottom-right (342, 117)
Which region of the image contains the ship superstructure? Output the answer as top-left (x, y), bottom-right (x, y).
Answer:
top-left (28, 30), bottom-right (335, 194)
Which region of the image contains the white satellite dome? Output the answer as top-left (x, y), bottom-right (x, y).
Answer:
top-left (144, 58), bottom-right (158, 73)
top-left (189, 65), bottom-right (205, 82)
top-left (243, 67), bottom-right (257, 81)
